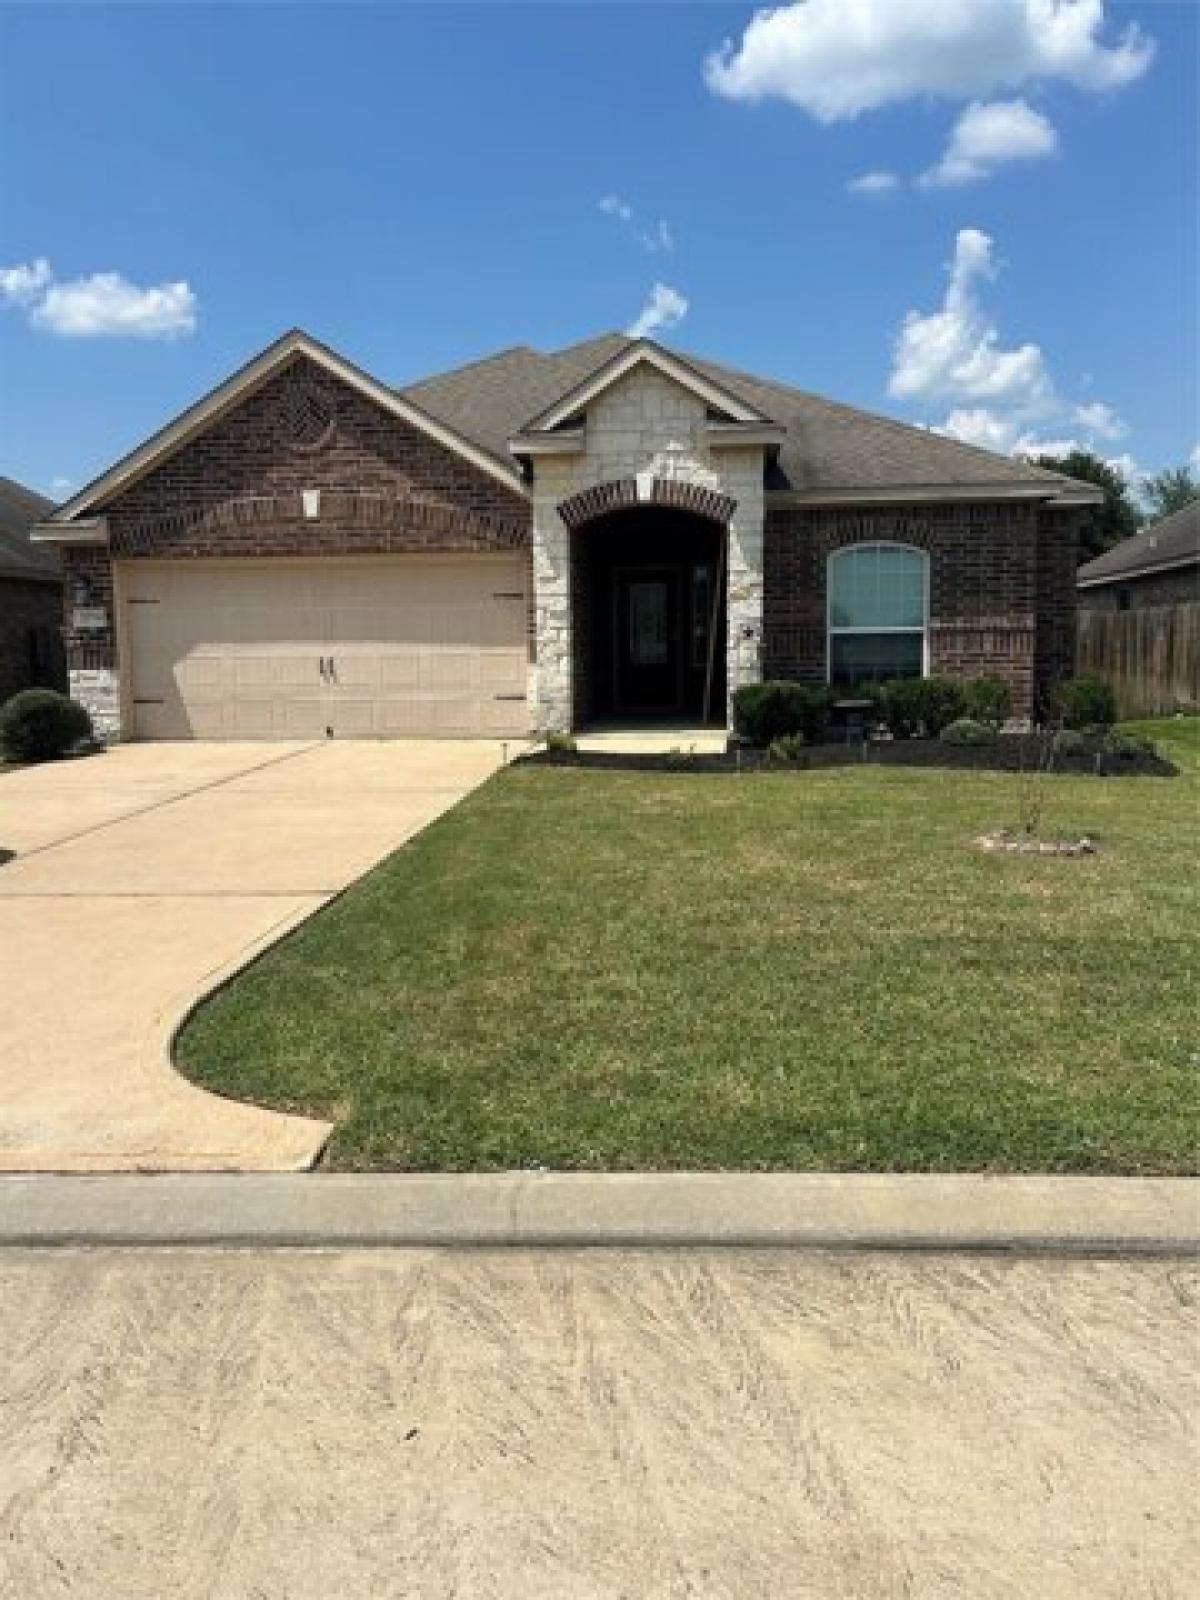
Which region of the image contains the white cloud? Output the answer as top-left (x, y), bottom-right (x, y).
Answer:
top-left (704, 0), bottom-right (1154, 123)
top-left (936, 407), bottom-right (1024, 453)
top-left (899, 229), bottom-right (1133, 465)
top-left (599, 193), bottom-right (633, 223)
top-left (49, 476), bottom-right (75, 496)
top-left (889, 227), bottom-right (1054, 414)
top-left (1073, 400), bottom-right (1127, 440)
top-left (638, 219), bottom-right (674, 253)
top-left (0, 259), bottom-right (197, 339)
top-left (627, 282), bottom-right (689, 340)
top-left (0, 258), bottom-right (53, 307)
top-left (847, 170), bottom-right (899, 195)
top-left (920, 99), bottom-right (1058, 186)
top-left (601, 196), bottom-right (674, 253)
top-left (32, 273), bottom-right (196, 338)
top-left (1189, 443), bottom-right (1200, 472)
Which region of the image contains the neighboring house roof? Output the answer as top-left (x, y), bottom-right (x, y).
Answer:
top-left (0, 476), bottom-right (59, 582)
top-left (1077, 501), bottom-right (1200, 587)
top-left (404, 332), bottom-right (1100, 504)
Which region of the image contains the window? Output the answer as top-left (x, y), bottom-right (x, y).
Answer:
top-left (1117, 587), bottom-right (1132, 612)
top-left (827, 543), bottom-right (928, 687)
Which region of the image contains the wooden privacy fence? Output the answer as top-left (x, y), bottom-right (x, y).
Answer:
top-left (1076, 603), bottom-right (1200, 717)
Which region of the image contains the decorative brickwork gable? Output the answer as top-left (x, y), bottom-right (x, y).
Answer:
top-left (103, 355), bottom-right (529, 559)
top-left (763, 501), bottom-right (1078, 718)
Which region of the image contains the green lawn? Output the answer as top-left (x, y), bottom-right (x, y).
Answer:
top-left (178, 717), bottom-right (1200, 1173)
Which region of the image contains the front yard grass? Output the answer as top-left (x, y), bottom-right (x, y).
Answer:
top-left (178, 717), bottom-right (1199, 1172)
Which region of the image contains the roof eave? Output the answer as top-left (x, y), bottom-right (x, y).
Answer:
top-left (765, 482), bottom-right (1091, 507)
top-left (31, 516), bottom-right (109, 546)
top-left (1077, 552), bottom-right (1200, 587)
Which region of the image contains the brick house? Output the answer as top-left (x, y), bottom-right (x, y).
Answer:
top-left (1077, 501), bottom-right (1199, 612)
top-left (0, 475), bottom-right (65, 706)
top-left (34, 329), bottom-right (1099, 741)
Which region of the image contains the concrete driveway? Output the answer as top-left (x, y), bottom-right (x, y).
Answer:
top-left (0, 740), bottom-right (512, 1171)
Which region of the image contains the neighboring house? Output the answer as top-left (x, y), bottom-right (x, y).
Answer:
top-left (33, 329), bottom-right (1100, 743)
top-left (1076, 501), bottom-right (1200, 612)
top-left (0, 475), bottom-right (64, 705)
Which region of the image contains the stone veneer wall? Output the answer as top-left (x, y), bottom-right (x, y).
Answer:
top-left (763, 501), bottom-right (1080, 720)
top-left (530, 364), bottom-right (764, 732)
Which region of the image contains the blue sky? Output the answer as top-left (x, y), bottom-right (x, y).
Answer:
top-left (1, 1), bottom-right (1195, 501)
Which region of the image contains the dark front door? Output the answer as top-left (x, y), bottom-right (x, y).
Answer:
top-left (614, 568), bottom-right (683, 714)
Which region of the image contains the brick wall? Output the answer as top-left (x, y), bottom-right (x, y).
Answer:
top-left (763, 501), bottom-right (1077, 719)
top-left (1078, 564), bottom-right (1198, 612)
top-left (60, 354), bottom-right (535, 696)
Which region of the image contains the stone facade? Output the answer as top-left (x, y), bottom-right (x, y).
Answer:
top-left (763, 501), bottom-right (1081, 720)
top-left (529, 364), bottom-right (765, 732)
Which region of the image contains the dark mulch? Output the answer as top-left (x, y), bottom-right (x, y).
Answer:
top-left (523, 736), bottom-right (1177, 779)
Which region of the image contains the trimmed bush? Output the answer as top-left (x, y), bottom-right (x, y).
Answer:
top-left (1054, 674), bottom-right (1117, 730)
top-left (733, 681), bottom-right (833, 745)
top-left (1104, 730), bottom-right (1156, 761)
top-left (877, 676), bottom-right (967, 739)
top-left (1053, 728), bottom-right (1089, 757)
top-left (544, 732), bottom-right (577, 754)
top-left (0, 690), bottom-right (93, 763)
top-left (767, 733), bottom-right (806, 762)
top-left (963, 676), bottom-right (1013, 730)
top-left (941, 717), bottom-right (996, 746)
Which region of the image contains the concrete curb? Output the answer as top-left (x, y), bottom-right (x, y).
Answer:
top-left (1, 1173), bottom-right (1196, 1254)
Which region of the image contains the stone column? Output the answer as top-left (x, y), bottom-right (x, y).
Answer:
top-left (716, 449), bottom-right (766, 716)
top-left (531, 460), bottom-right (574, 734)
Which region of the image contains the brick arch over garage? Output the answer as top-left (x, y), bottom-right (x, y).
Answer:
top-left (556, 477), bottom-right (737, 531)
top-left (111, 489), bottom-right (529, 559)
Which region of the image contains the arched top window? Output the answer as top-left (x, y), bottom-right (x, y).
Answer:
top-left (827, 543), bottom-right (928, 687)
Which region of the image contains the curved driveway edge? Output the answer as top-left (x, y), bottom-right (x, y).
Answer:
top-left (0, 740), bottom-right (513, 1172)
top-left (2, 1172), bottom-right (1196, 1254)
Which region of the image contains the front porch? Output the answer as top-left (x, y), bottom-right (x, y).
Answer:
top-left (570, 504), bottom-right (728, 731)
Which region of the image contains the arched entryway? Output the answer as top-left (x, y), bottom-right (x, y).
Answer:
top-left (568, 502), bottom-right (728, 727)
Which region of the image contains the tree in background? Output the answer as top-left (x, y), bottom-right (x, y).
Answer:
top-left (1030, 449), bottom-right (1142, 564)
top-left (1142, 466), bottom-right (1200, 521)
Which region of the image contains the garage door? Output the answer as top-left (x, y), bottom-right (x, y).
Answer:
top-left (122, 558), bottom-right (531, 739)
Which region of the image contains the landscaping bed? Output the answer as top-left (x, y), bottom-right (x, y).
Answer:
top-left (521, 735), bottom-right (1177, 778)
top-left (177, 717), bottom-right (1199, 1175)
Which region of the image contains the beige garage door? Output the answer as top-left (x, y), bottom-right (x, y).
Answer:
top-left (122, 557), bottom-right (531, 740)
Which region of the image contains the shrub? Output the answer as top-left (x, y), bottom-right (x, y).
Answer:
top-left (767, 733), bottom-right (806, 762)
top-left (1054, 674), bottom-right (1117, 730)
top-left (1053, 728), bottom-right (1089, 757)
top-left (0, 689), bottom-right (93, 763)
top-left (733, 682), bottom-right (833, 745)
top-left (1104, 730), bottom-right (1156, 761)
top-left (876, 677), bottom-right (967, 739)
top-left (940, 717), bottom-right (996, 746)
top-left (963, 676), bottom-right (1013, 730)
top-left (544, 732), bottom-right (577, 754)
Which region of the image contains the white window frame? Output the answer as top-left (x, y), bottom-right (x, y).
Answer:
top-left (825, 541), bottom-right (930, 685)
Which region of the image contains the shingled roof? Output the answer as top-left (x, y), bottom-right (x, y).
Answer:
top-left (0, 476), bottom-right (59, 582)
top-left (1077, 500), bottom-right (1200, 587)
top-left (401, 333), bottom-right (1094, 500)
